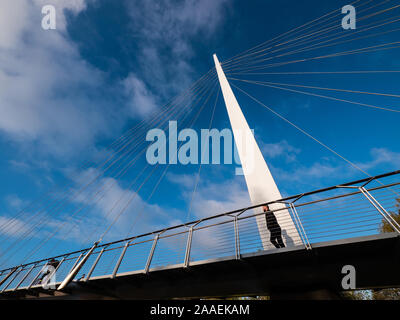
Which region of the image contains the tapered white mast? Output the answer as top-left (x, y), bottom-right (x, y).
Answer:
top-left (213, 54), bottom-right (301, 248)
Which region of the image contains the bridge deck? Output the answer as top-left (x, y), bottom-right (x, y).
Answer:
top-left (1, 233), bottom-right (399, 299)
top-left (1, 171), bottom-right (400, 299)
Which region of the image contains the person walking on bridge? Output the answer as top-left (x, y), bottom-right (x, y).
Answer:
top-left (37, 258), bottom-right (60, 285)
top-left (263, 205), bottom-right (285, 249)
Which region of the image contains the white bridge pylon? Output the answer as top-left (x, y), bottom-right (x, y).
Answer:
top-left (213, 54), bottom-right (301, 249)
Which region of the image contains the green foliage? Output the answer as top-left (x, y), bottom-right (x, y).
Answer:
top-left (340, 290), bottom-right (371, 300)
top-left (373, 197), bottom-right (400, 300)
top-left (372, 288), bottom-right (400, 300)
top-left (379, 197), bottom-right (400, 232)
top-left (342, 198), bottom-right (400, 300)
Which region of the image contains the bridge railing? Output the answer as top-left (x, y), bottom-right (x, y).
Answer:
top-left (1, 170), bottom-right (400, 292)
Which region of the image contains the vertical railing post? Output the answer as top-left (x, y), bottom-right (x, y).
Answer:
top-left (1, 267), bottom-right (22, 292)
top-left (28, 257), bottom-right (66, 290)
top-left (14, 264), bottom-right (36, 291)
top-left (112, 242), bottom-right (129, 278)
top-left (144, 234), bottom-right (159, 274)
top-left (28, 265), bottom-right (45, 289)
top-left (51, 256), bottom-right (65, 278)
top-left (290, 203), bottom-right (311, 250)
top-left (68, 253), bottom-right (84, 275)
top-left (85, 247), bottom-right (105, 282)
top-left (184, 227), bottom-right (194, 268)
top-left (360, 187), bottom-right (400, 233)
top-left (58, 242), bottom-right (99, 290)
top-left (25, 255), bottom-right (67, 290)
top-left (0, 267), bottom-right (17, 288)
top-left (234, 216), bottom-right (241, 260)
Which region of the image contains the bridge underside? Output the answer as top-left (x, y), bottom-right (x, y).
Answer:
top-left (2, 233), bottom-right (400, 300)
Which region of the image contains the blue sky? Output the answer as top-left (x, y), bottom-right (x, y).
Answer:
top-left (1, 0), bottom-right (400, 268)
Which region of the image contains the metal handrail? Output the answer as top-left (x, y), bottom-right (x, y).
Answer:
top-left (1, 170), bottom-right (399, 286)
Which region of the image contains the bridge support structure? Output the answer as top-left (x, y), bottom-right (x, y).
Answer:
top-left (213, 54), bottom-right (301, 249)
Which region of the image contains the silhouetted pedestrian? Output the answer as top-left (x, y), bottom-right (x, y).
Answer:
top-left (37, 258), bottom-right (59, 284)
top-left (263, 205), bottom-right (285, 248)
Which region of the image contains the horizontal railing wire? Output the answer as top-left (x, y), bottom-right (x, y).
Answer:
top-left (1, 171), bottom-right (400, 291)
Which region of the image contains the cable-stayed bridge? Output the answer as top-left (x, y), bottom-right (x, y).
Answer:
top-left (1, 0), bottom-right (400, 299)
top-left (1, 171), bottom-right (399, 299)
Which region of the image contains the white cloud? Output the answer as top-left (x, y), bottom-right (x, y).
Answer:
top-left (166, 172), bottom-right (196, 189)
top-left (261, 139), bottom-right (301, 162)
top-left (270, 147), bottom-right (400, 189)
top-left (0, 0), bottom-right (233, 251)
top-left (123, 73), bottom-right (158, 118)
top-left (191, 179), bottom-right (251, 219)
top-left (0, 0), bottom-right (29, 49)
top-left (0, 0), bottom-right (114, 157)
top-left (124, 0), bottom-right (229, 99)
top-left (55, 167), bottom-right (182, 243)
top-left (127, 0), bottom-right (226, 43)
top-left (5, 195), bottom-right (26, 210)
top-left (358, 148), bottom-right (400, 171)
top-left (57, 168), bottom-right (249, 244)
top-left (167, 172), bottom-right (251, 220)
top-left (0, 216), bottom-right (30, 237)
top-left (0, 0), bottom-right (229, 161)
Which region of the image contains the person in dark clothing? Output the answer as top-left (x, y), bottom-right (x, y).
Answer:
top-left (47, 258), bottom-right (60, 269)
top-left (263, 205), bottom-right (285, 248)
top-left (37, 258), bottom-right (60, 284)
